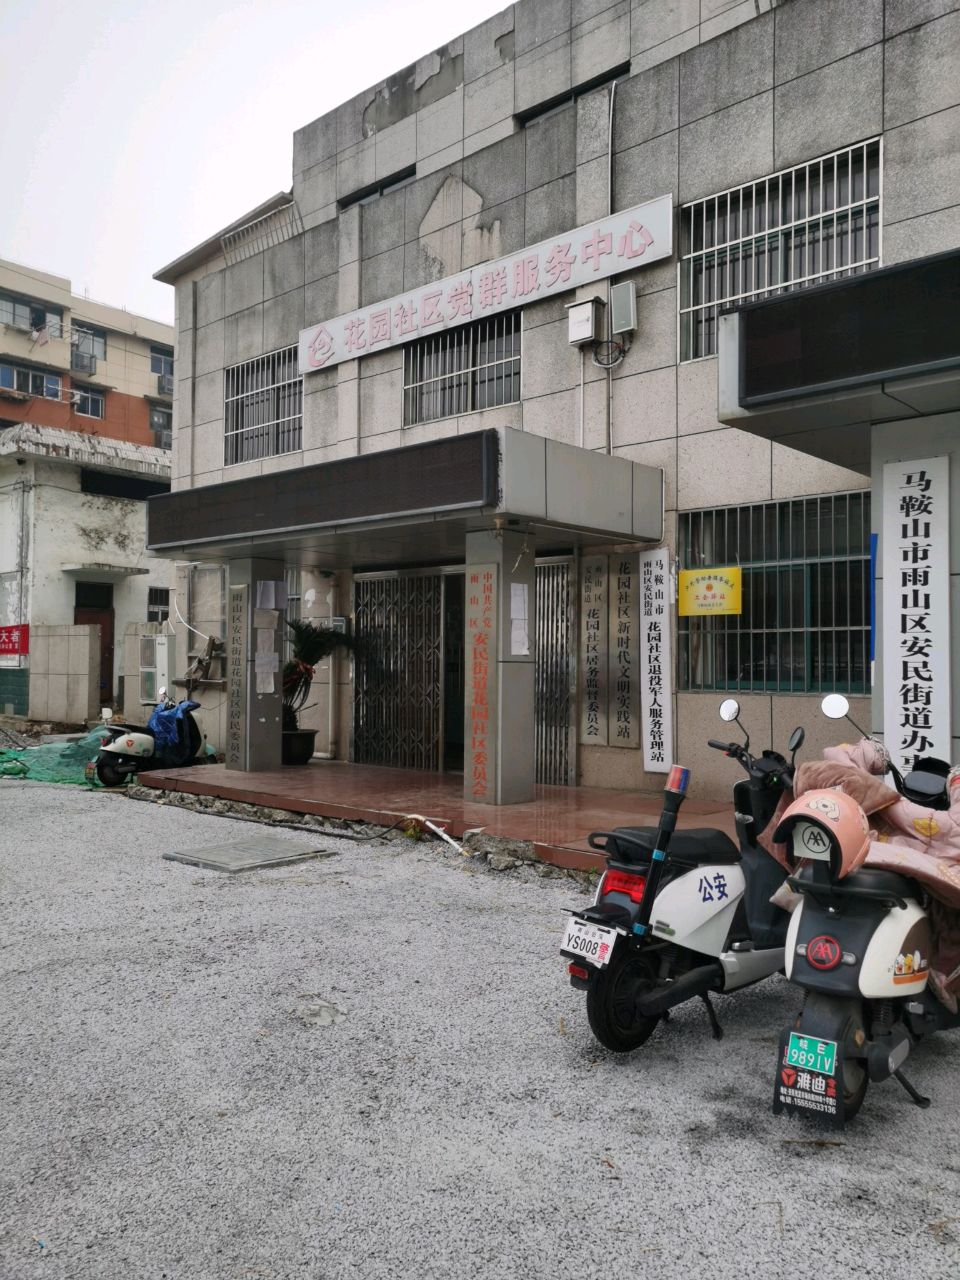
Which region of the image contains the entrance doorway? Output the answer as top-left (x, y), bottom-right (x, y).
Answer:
top-left (353, 561), bottom-right (575, 782)
top-left (442, 573), bottom-right (465, 772)
top-left (74, 581), bottom-right (115, 704)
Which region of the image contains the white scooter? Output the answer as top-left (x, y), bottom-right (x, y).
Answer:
top-left (771, 695), bottom-right (959, 1125)
top-left (561, 701), bottom-right (803, 1052)
top-left (86, 688), bottom-right (205, 787)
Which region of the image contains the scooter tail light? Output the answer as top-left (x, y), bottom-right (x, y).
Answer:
top-left (601, 869), bottom-right (647, 903)
top-left (568, 963), bottom-right (590, 981)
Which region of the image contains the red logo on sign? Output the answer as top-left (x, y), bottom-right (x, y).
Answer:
top-left (781, 1067), bottom-right (797, 1087)
top-left (807, 935), bottom-right (842, 970)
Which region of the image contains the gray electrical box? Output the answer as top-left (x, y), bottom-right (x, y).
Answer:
top-left (610, 281), bottom-right (638, 335)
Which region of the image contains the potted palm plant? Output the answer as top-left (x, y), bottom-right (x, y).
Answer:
top-left (281, 618), bottom-right (355, 766)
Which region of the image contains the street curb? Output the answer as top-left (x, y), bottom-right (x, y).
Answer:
top-left (118, 780), bottom-right (600, 890)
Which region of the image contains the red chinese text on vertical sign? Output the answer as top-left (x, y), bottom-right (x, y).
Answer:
top-left (0, 624), bottom-right (28, 656)
top-left (468, 569), bottom-right (497, 801)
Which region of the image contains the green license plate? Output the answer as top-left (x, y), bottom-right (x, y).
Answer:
top-left (786, 1032), bottom-right (837, 1077)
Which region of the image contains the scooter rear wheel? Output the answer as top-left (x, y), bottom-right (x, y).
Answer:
top-left (95, 757), bottom-right (128, 788)
top-left (586, 946), bottom-right (659, 1052)
top-left (841, 1058), bottom-right (869, 1120)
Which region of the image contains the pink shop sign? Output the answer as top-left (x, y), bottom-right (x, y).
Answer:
top-left (298, 194), bottom-right (673, 373)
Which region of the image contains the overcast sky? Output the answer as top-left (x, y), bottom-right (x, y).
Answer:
top-left (0, 0), bottom-right (507, 326)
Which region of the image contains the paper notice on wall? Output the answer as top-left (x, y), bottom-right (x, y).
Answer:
top-left (510, 582), bottom-right (529, 656)
top-left (255, 580), bottom-right (288, 610)
top-left (254, 608), bottom-right (279, 629)
top-left (255, 629), bottom-right (279, 693)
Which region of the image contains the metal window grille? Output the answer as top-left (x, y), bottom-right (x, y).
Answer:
top-left (678, 492), bottom-right (872, 695)
top-left (283, 568), bottom-right (301, 661)
top-left (679, 140), bottom-right (881, 361)
top-left (221, 202), bottom-right (304, 266)
top-left (149, 405), bottom-right (172, 449)
top-left (147, 587), bottom-right (170, 623)
top-left (402, 311), bottom-right (521, 427)
top-left (224, 345), bottom-right (302, 465)
top-left (72, 324), bottom-right (107, 361)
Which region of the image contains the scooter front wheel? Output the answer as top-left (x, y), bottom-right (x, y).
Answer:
top-left (95, 757), bottom-right (129, 788)
top-left (586, 945), bottom-right (660, 1052)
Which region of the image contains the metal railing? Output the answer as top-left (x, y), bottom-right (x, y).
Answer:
top-left (402, 311), bottom-right (521, 426)
top-left (678, 492), bottom-right (872, 695)
top-left (224, 345), bottom-right (302, 465)
top-left (221, 202), bottom-right (304, 266)
top-left (679, 140), bottom-right (882, 361)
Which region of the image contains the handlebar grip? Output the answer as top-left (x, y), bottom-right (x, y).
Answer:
top-left (707, 739), bottom-right (731, 751)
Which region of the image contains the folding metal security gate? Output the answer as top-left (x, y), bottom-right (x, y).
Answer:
top-left (353, 572), bottom-right (444, 771)
top-left (534, 559), bottom-right (576, 786)
top-left (353, 561), bottom-right (575, 783)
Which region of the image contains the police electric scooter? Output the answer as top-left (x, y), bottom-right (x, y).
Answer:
top-left (561, 700), bottom-right (803, 1052)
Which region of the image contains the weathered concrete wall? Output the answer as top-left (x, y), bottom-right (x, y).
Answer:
top-left (28, 623), bottom-right (100, 723)
top-left (164, 0), bottom-right (960, 793)
top-left (25, 461), bottom-right (174, 699)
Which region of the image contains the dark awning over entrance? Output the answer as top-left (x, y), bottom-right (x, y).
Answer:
top-left (149, 430), bottom-right (497, 550)
top-left (717, 248), bottom-right (960, 472)
top-left (147, 426), bottom-right (665, 567)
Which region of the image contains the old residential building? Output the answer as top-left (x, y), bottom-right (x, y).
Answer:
top-left (0, 260), bottom-right (174, 721)
top-left (150, 0), bottom-right (960, 799)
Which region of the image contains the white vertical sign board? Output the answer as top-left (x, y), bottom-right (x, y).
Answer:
top-left (882, 456), bottom-right (951, 773)
top-left (639, 548), bottom-right (674, 773)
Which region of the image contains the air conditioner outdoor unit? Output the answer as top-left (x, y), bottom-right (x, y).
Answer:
top-left (158, 372), bottom-right (174, 396)
top-left (139, 633), bottom-right (172, 704)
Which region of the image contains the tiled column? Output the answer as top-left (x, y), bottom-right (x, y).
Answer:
top-left (226, 557), bottom-right (285, 772)
top-left (464, 529), bottom-right (536, 805)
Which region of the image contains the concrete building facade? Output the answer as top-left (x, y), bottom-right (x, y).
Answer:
top-left (150, 0), bottom-right (960, 799)
top-left (0, 261), bottom-right (175, 720)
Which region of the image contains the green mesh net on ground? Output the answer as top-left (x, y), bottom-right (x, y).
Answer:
top-left (0, 727), bottom-right (113, 785)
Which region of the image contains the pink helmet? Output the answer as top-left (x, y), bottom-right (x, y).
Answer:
top-left (772, 788), bottom-right (871, 878)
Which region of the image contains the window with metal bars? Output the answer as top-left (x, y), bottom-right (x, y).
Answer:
top-left (679, 140), bottom-right (881, 361)
top-left (73, 323), bottom-right (107, 361)
top-left (402, 311), bottom-right (521, 427)
top-left (147, 588), bottom-right (170, 623)
top-left (283, 567), bottom-right (301, 662)
top-left (224, 345), bottom-right (302, 465)
top-left (678, 492), bottom-right (871, 695)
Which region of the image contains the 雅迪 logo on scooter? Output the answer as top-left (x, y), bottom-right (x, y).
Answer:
top-left (806, 935), bottom-right (842, 970)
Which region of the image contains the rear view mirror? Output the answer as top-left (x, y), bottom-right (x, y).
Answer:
top-left (821, 694), bottom-right (850, 720)
top-left (719, 698), bottom-right (741, 723)
top-left (788, 726), bottom-right (805, 754)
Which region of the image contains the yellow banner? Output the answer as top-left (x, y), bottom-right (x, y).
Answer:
top-left (678, 567), bottom-right (742, 616)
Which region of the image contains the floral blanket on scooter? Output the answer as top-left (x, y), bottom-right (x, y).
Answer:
top-left (760, 740), bottom-right (960, 1008)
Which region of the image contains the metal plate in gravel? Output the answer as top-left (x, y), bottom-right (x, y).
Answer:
top-left (162, 836), bottom-right (333, 873)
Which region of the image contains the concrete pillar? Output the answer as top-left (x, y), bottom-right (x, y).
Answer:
top-left (226, 557), bottom-right (284, 772)
top-left (465, 529), bottom-right (536, 805)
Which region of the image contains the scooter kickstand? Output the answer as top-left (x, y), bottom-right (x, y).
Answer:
top-left (893, 1069), bottom-right (931, 1109)
top-left (701, 993), bottom-right (723, 1041)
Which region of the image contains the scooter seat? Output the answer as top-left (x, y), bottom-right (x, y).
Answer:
top-left (605, 826), bottom-right (741, 865)
top-left (845, 867), bottom-right (918, 898)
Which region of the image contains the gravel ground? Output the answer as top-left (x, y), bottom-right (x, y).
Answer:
top-left (2, 781), bottom-right (959, 1280)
